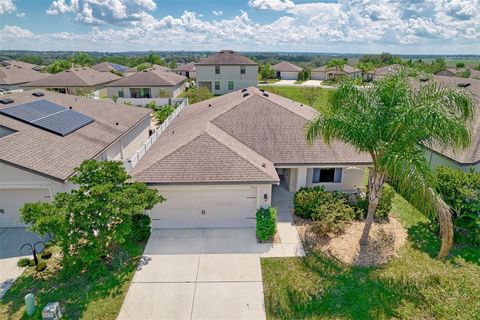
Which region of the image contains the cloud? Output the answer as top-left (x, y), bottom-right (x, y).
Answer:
top-left (0, 0), bottom-right (15, 15)
top-left (16, 12), bottom-right (25, 18)
top-left (212, 10), bottom-right (223, 16)
top-left (248, 0), bottom-right (295, 11)
top-left (46, 0), bottom-right (157, 25)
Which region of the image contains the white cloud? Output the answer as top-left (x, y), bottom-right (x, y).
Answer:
top-left (248, 0), bottom-right (294, 11)
top-left (212, 10), bottom-right (223, 16)
top-left (0, 0), bottom-right (15, 15)
top-left (16, 11), bottom-right (25, 18)
top-left (0, 25), bottom-right (34, 40)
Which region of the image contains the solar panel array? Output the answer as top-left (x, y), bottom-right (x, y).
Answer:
top-left (0, 99), bottom-right (94, 136)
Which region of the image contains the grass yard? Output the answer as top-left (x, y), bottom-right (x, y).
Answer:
top-left (261, 193), bottom-right (480, 320)
top-left (0, 241), bottom-right (146, 319)
top-left (262, 86), bottom-right (333, 111)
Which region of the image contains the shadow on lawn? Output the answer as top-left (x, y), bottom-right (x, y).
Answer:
top-left (1, 242), bottom-right (145, 319)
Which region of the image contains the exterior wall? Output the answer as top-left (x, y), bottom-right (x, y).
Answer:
top-left (424, 149), bottom-right (480, 172)
top-left (174, 70), bottom-right (196, 79)
top-left (195, 65), bottom-right (258, 95)
top-left (311, 71), bottom-right (327, 80)
top-left (277, 165), bottom-right (368, 192)
top-left (106, 83), bottom-right (185, 99)
top-left (0, 84), bottom-right (22, 91)
top-left (280, 71), bottom-right (299, 80)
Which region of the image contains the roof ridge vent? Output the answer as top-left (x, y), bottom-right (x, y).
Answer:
top-left (259, 89), bottom-right (265, 92)
top-left (243, 92), bottom-right (249, 97)
top-left (0, 98), bottom-right (14, 105)
top-left (32, 92), bottom-right (45, 97)
top-left (241, 88), bottom-right (247, 92)
top-left (458, 82), bottom-right (471, 88)
top-left (263, 93), bottom-right (269, 97)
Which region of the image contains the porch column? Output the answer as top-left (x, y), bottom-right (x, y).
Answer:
top-left (295, 167), bottom-right (307, 191)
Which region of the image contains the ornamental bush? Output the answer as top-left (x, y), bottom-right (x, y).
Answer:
top-left (17, 258), bottom-right (31, 268)
top-left (310, 197), bottom-right (356, 235)
top-left (294, 186), bottom-right (330, 219)
top-left (256, 207), bottom-right (277, 241)
top-left (131, 213), bottom-right (151, 242)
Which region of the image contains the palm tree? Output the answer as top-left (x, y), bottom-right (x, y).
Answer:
top-left (306, 73), bottom-right (475, 259)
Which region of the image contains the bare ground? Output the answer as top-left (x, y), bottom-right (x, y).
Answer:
top-left (296, 216), bottom-right (407, 267)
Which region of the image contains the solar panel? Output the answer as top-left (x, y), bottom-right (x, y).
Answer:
top-left (0, 99), bottom-right (94, 136)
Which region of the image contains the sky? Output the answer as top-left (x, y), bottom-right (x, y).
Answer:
top-left (0, 0), bottom-right (479, 54)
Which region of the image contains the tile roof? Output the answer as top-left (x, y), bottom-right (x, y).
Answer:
top-left (22, 67), bottom-right (120, 88)
top-left (272, 61), bottom-right (302, 72)
top-left (105, 68), bottom-right (187, 87)
top-left (132, 87), bottom-right (371, 184)
top-left (0, 60), bottom-right (49, 86)
top-left (92, 62), bottom-right (129, 73)
top-left (195, 50), bottom-right (258, 66)
top-left (0, 90), bottom-right (151, 181)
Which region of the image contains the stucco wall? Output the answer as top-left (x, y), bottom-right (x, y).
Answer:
top-left (195, 65), bottom-right (258, 94)
top-left (424, 149), bottom-right (480, 172)
top-left (106, 83), bottom-right (185, 99)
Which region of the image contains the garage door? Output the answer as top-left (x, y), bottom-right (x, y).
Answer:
top-left (150, 186), bottom-right (257, 229)
top-left (0, 188), bottom-right (51, 228)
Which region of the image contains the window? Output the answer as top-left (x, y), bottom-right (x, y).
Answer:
top-left (312, 168), bottom-right (342, 183)
top-left (215, 65), bottom-right (220, 74)
top-left (240, 66), bottom-right (246, 75)
top-left (228, 81), bottom-right (234, 90)
top-left (118, 88), bottom-right (124, 98)
top-left (214, 81), bottom-right (220, 90)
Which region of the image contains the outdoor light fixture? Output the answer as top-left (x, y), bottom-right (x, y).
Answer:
top-left (264, 194), bottom-right (268, 201)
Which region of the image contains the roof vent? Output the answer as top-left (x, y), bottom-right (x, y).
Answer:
top-left (259, 89), bottom-right (265, 92)
top-left (458, 83), bottom-right (471, 88)
top-left (69, 106), bottom-right (72, 109)
top-left (261, 163), bottom-right (267, 168)
top-left (0, 98), bottom-right (14, 105)
top-left (241, 88), bottom-right (247, 92)
top-left (172, 130), bottom-right (175, 134)
top-left (419, 76), bottom-right (429, 82)
top-left (208, 103), bottom-right (212, 107)
top-left (243, 93), bottom-right (249, 97)
top-left (300, 104), bottom-right (303, 107)
top-left (32, 92), bottom-right (44, 97)
top-left (116, 122), bottom-right (119, 125)
top-left (263, 93), bottom-right (269, 97)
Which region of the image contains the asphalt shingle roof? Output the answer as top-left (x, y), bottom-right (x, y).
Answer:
top-left (0, 60), bottom-right (49, 86)
top-left (272, 61), bottom-right (302, 72)
top-left (22, 67), bottom-right (120, 88)
top-left (105, 68), bottom-right (186, 87)
top-left (195, 50), bottom-right (257, 66)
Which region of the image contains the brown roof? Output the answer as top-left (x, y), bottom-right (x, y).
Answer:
top-left (312, 64), bottom-right (361, 74)
top-left (151, 64), bottom-right (171, 72)
top-left (22, 67), bottom-right (120, 88)
top-left (373, 64), bottom-right (402, 76)
top-left (173, 62), bottom-right (196, 72)
top-left (435, 67), bottom-right (480, 79)
top-left (0, 60), bottom-right (49, 86)
top-left (105, 68), bottom-right (186, 87)
top-left (272, 61), bottom-right (302, 72)
top-left (195, 50), bottom-right (257, 66)
top-left (132, 87), bottom-right (371, 184)
top-left (0, 90), bottom-right (151, 181)
top-left (426, 75), bottom-right (480, 165)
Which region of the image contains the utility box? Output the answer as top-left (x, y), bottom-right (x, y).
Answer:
top-left (42, 302), bottom-right (62, 320)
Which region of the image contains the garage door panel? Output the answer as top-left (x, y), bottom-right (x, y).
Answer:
top-left (151, 187), bottom-right (256, 229)
top-left (0, 188), bottom-right (50, 228)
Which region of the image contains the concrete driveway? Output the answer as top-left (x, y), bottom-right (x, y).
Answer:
top-left (0, 228), bottom-right (47, 298)
top-left (118, 227), bottom-right (303, 320)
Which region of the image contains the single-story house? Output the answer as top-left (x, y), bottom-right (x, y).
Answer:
top-left (424, 75), bottom-right (480, 171)
top-left (105, 68), bottom-right (187, 98)
top-left (364, 64), bottom-right (402, 81)
top-left (0, 90), bottom-right (152, 227)
top-left (435, 67), bottom-right (480, 79)
top-left (311, 64), bottom-right (362, 80)
top-left (271, 61), bottom-right (302, 80)
top-left (173, 62), bottom-right (196, 79)
top-left (131, 87), bottom-right (371, 228)
top-left (21, 67), bottom-right (120, 98)
top-left (0, 60), bottom-right (49, 91)
top-left (92, 62), bottom-right (129, 74)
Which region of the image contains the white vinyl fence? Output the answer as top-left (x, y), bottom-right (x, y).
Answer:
top-left (124, 99), bottom-right (188, 172)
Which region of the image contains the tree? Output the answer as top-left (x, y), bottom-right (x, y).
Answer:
top-left (70, 52), bottom-right (94, 67)
top-left (146, 52), bottom-right (165, 66)
top-left (184, 87), bottom-right (214, 104)
top-left (302, 87), bottom-right (320, 107)
top-left (136, 62), bottom-right (151, 71)
top-left (327, 59), bottom-right (346, 71)
top-left (306, 73), bottom-right (475, 259)
top-left (298, 67), bottom-right (311, 81)
top-left (45, 60), bottom-right (71, 73)
top-left (21, 160), bottom-right (163, 271)
top-left (431, 58), bottom-right (447, 73)
top-left (456, 62), bottom-right (465, 68)
top-left (158, 88), bottom-right (171, 98)
top-left (169, 60), bottom-right (177, 69)
top-left (260, 64), bottom-right (274, 81)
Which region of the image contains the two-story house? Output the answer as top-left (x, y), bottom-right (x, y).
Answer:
top-left (195, 50), bottom-right (258, 95)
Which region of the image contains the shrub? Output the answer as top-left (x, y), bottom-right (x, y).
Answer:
top-left (354, 184), bottom-right (395, 219)
top-left (294, 186), bottom-right (329, 219)
top-left (40, 250), bottom-right (52, 259)
top-left (154, 105), bottom-right (175, 124)
top-left (17, 258), bottom-right (31, 267)
top-left (35, 261), bottom-right (47, 272)
top-left (131, 213), bottom-right (151, 242)
top-left (310, 198), bottom-right (356, 235)
top-left (256, 207), bottom-right (277, 241)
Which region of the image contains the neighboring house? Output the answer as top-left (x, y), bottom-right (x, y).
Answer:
top-left (366, 64), bottom-right (402, 81)
top-left (173, 62), bottom-right (196, 79)
top-left (0, 60), bottom-right (49, 91)
top-left (424, 75), bottom-right (480, 172)
top-left (435, 67), bottom-right (480, 79)
top-left (131, 87), bottom-right (371, 228)
top-left (311, 64), bottom-right (362, 81)
top-left (92, 62), bottom-right (129, 74)
top-left (21, 67), bottom-right (120, 98)
top-left (151, 64), bottom-right (171, 72)
top-left (105, 68), bottom-right (187, 98)
top-left (195, 50), bottom-right (258, 95)
top-left (272, 61), bottom-right (302, 80)
top-left (0, 90), bottom-right (151, 227)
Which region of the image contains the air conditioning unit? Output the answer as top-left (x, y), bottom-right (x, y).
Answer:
top-left (42, 302), bottom-right (62, 320)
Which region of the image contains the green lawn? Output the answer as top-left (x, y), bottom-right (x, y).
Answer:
top-left (261, 86), bottom-right (332, 111)
top-left (261, 194), bottom-right (480, 320)
top-left (0, 241), bottom-right (146, 319)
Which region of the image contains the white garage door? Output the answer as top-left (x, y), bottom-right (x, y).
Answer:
top-left (150, 186), bottom-right (257, 229)
top-left (0, 188), bottom-right (51, 227)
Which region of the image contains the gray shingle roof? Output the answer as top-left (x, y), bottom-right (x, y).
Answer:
top-left (312, 64), bottom-right (361, 74)
top-left (272, 61), bottom-right (302, 72)
top-left (22, 67), bottom-right (120, 88)
top-left (105, 68), bottom-right (186, 87)
top-left (0, 90), bottom-right (151, 181)
top-left (173, 62), bottom-right (196, 72)
top-left (132, 87), bottom-right (371, 184)
top-left (195, 50), bottom-right (257, 66)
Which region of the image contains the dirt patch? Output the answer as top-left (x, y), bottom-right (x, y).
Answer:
top-left (297, 216), bottom-right (407, 267)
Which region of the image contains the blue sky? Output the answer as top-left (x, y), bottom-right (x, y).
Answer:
top-left (0, 0), bottom-right (479, 54)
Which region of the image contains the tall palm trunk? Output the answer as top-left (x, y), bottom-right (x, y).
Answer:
top-left (359, 168), bottom-right (386, 246)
